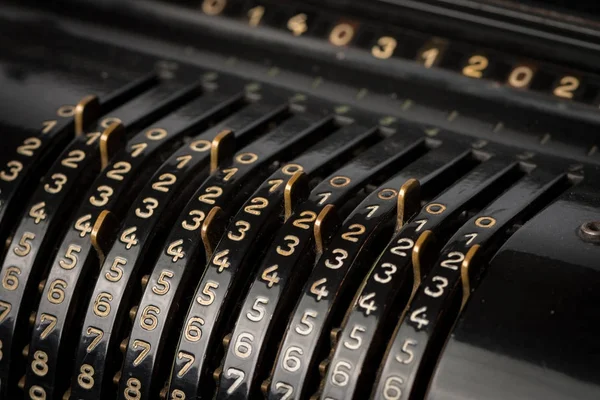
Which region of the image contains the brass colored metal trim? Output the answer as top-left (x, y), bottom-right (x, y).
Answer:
top-left (99, 122), bottom-right (126, 169)
top-left (411, 230), bottom-right (434, 300)
top-left (461, 244), bottom-right (481, 310)
top-left (201, 206), bottom-right (224, 260)
top-left (396, 178), bottom-right (421, 231)
top-left (284, 171), bottom-right (308, 222)
top-left (210, 129), bottom-right (235, 173)
top-left (74, 95), bottom-right (101, 137)
top-left (314, 204), bottom-right (336, 256)
top-left (91, 210), bottom-right (119, 265)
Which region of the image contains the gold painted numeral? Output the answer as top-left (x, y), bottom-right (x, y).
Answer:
top-left (124, 377), bottom-right (142, 400)
top-left (507, 65), bottom-right (534, 88)
top-left (39, 313), bottom-right (57, 340)
top-left (29, 202), bottom-right (47, 224)
top-left (292, 211), bottom-right (317, 230)
top-left (31, 350), bottom-right (49, 376)
top-left (341, 224), bottom-right (366, 242)
top-left (177, 351), bottom-right (195, 377)
top-left (371, 36), bottom-right (397, 59)
top-left (197, 281), bottom-right (219, 306)
top-left (419, 47), bottom-right (440, 68)
top-left (93, 292), bottom-right (113, 317)
top-left (212, 250), bottom-right (230, 272)
top-left (106, 161), bottom-right (132, 181)
top-left (14, 231), bottom-right (34, 256)
top-left (77, 364), bottom-right (95, 389)
top-left (105, 257), bottom-right (126, 282)
top-left (140, 305), bottom-right (160, 331)
top-left (75, 214), bottom-right (93, 237)
top-left (167, 239), bottom-right (185, 262)
top-left (198, 186), bottom-right (223, 204)
top-left (130, 142), bottom-right (147, 157)
top-left (47, 279), bottom-right (67, 304)
top-left (176, 155), bottom-right (192, 169)
top-left (244, 197), bottom-right (268, 215)
top-left (132, 339), bottom-right (151, 366)
top-left (329, 23), bottom-right (355, 46)
top-left (184, 316), bottom-right (205, 342)
top-left (553, 76), bottom-right (580, 99)
top-left (42, 120), bottom-right (57, 134)
top-left (17, 137), bottom-right (42, 157)
top-left (135, 197), bottom-right (159, 219)
top-left (145, 128), bottom-right (167, 140)
top-left (61, 150), bottom-right (86, 168)
top-left (152, 270), bottom-right (174, 295)
top-left (0, 300), bottom-right (11, 323)
top-left (288, 13), bottom-right (308, 36)
top-left (86, 131), bottom-right (101, 145)
top-left (181, 210), bottom-right (206, 231)
top-left (152, 173), bottom-right (177, 192)
top-left (261, 265), bottom-right (280, 288)
top-left (120, 227), bottom-right (139, 249)
top-left (86, 326), bottom-right (104, 352)
top-left (44, 173), bottom-right (67, 194)
top-left (228, 220), bottom-right (250, 241)
top-left (2, 266), bottom-right (20, 290)
top-left (0, 160), bottom-right (23, 182)
top-left (462, 55), bottom-right (489, 78)
top-left (247, 5), bottom-right (264, 27)
top-left (59, 244), bottom-right (81, 270)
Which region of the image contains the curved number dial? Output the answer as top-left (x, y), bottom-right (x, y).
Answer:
top-left (116, 113), bottom-right (337, 399)
top-left (23, 83), bottom-right (211, 399)
top-left (318, 158), bottom-right (520, 400)
top-left (70, 136), bottom-right (214, 399)
top-left (214, 132), bottom-right (428, 399)
top-left (0, 108), bottom-right (141, 395)
top-left (165, 122), bottom-right (381, 400)
top-left (267, 145), bottom-right (470, 399)
top-left (68, 88), bottom-right (248, 400)
top-left (372, 170), bottom-right (566, 400)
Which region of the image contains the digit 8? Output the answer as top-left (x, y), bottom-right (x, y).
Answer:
top-left (77, 363), bottom-right (95, 389)
top-left (124, 377), bottom-right (142, 400)
top-left (32, 350), bottom-right (49, 376)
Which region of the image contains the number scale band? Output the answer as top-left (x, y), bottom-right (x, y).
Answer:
top-left (372, 169), bottom-right (568, 400)
top-left (117, 110), bottom-right (335, 399)
top-left (165, 122), bottom-right (381, 400)
top-left (214, 130), bottom-right (430, 399)
top-left (266, 143), bottom-right (471, 400)
top-left (23, 81), bottom-right (211, 399)
top-left (318, 157), bottom-right (522, 400)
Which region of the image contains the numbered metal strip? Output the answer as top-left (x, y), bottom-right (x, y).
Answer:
top-left (68, 91), bottom-right (256, 400)
top-left (426, 181), bottom-right (600, 400)
top-left (371, 169), bottom-right (569, 400)
top-left (0, 74), bottom-right (156, 274)
top-left (70, 110), bottom-right (310, 399)
top-left (0, 100), bottom-right (88, 254)
top-left (184, 0), bottom-right (600, 107)
top-left (0, 75), bottom-right (171, 397)
top-left (317, 157), bottom-right (523, 400)
top-left (114, 112), bottom-right (341, 400)
top-left (33, 92), bottom-right (280, 400)
top-left (266, 143), bottom-right (473, 400)
top-left (214, 131), bottom-right (430, 399)
top-left (165, 122), bottom-right (381, 400)
top-left (0, 117), bottom-right (130, 398)
top-left (22, 82), bottom-right (227, 399)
